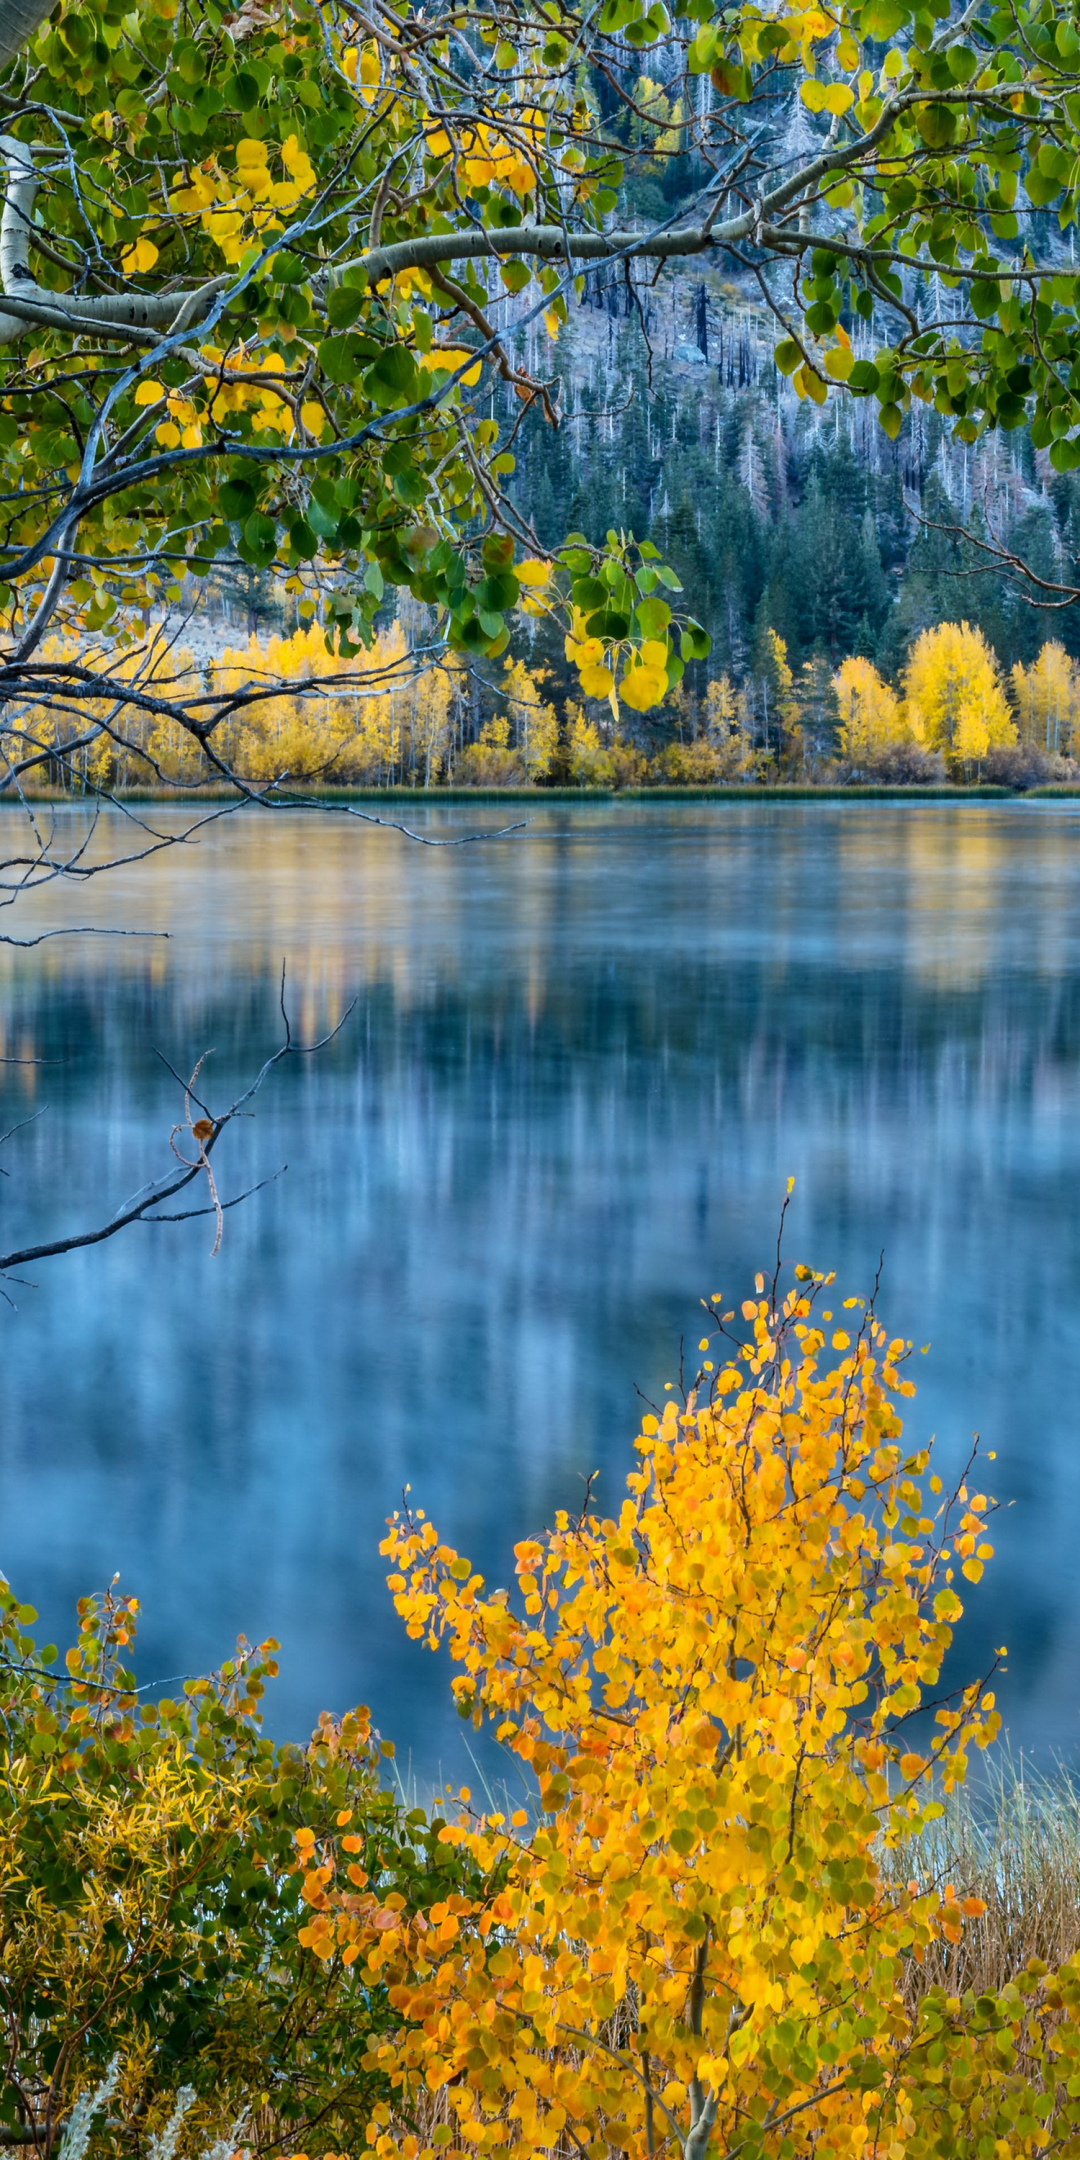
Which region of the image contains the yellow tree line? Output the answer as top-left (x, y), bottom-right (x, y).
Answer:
top-left (837, 624), bottom-right (1080, 771)
top-left (9, 620), bottom-right (1079, 791)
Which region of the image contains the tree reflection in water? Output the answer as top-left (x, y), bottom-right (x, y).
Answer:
top-left (0, 800), bottom-right (1077, 1777)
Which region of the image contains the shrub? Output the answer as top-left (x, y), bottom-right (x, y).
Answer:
top-left (651, 736), bottom-right (748, 783)
top-left (846, 739), bottom-right (946, 785)
top-left (453, 716), bottom-right (526, 786)
top-left (977, 742), bottom-right (1053, 791)
top-left (301, 1256), bottom-right (1080, 2160)
top-left (0, 1580), bottom-right (471, 2159)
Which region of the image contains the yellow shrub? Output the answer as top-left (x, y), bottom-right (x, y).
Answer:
top-left (453, 715), bottom-right (526, 786)
top-left (297, 1261), bottom-right (1056, 2160)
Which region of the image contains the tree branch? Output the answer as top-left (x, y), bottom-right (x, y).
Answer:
top-left (0, 974), bottom-right (355, 1275)
top-left (0, 136), bottom-right (227, 345)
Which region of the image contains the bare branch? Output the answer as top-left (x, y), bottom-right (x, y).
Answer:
top-left (0, 977), bottom-right (354, 1277)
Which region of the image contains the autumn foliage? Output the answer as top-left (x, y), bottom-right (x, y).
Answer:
top-left (0, 1579), bottom-right (478, 2159)
top-left (296, 1255), bottom-right (1080, 2160)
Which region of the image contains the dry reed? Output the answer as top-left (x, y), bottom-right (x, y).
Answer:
top-left (887, 1757), bottom-right (1080, 2002)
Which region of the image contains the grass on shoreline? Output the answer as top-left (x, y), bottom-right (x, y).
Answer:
top-left (5, 783), bottom-right (1068, 806)
top-left (892, 1761), bottom-right (1080, 2003)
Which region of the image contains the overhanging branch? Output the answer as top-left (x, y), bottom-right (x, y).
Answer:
top-left (0, 136), bottom-right (227, 345)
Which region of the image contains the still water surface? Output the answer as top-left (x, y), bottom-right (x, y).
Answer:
top-left (2, 799), bottom-right (1079, 1773)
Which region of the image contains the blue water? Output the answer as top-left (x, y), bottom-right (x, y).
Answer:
top-left (2, 798), bottom-right (1080, 1777)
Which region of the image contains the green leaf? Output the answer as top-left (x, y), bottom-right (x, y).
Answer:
top-left (858, 0), bottom-right (906, 31)
top-left (914, 102), bottom-right (957, 146)
top-left (946, 43), bottom-right (977, 79)
top-left (219, 478), bottom-right (258, 521)
top-left (586, 607), bottom-right (631, 638)
top-left (327, 283), bottom-right (366, 329)
top-left (571, 575), bottom-right (609, 610)
top-left (680, 619), bottom-right (711, 660)
top-left (476, 572), bottom-right (518, 610)
top-left (364, 345), bottom-right (418, 408)
top-left (240, 512), bottom-right (278, 563)
top-left (306, 500), bottom-right (339, 539)
top-left (634, 597), bottom-right (671, 636)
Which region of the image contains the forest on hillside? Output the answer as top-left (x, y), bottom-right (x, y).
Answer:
top-left (66, 252), bottom-right (1080, 790)
top-left (455, 80), bottom-right (1080, 775)
top-left (502, 258), bottom-right (1080, 693)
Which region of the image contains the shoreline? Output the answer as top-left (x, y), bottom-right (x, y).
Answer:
top-left (5, 782), bottom-right (1078, 805)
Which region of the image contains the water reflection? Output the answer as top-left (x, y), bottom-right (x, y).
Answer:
top-left (2, 800), bottom-right (1080, 1773)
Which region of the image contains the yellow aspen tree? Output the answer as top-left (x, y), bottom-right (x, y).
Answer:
top-left (654, 678), bottom-right (754, 783)
top-left (453, 715), bottom-right (523, 786)
top-left (834, 657), bottom-right (908, 762)
top-left (214, 620), bottom-right (411, 782)
top-left (503, 660), bottom-right (559, 782)
top-left (754, 630), bottom-right (800, 768)
top-left (406, 662), bottom-right (455, 787)
top-left (904, 624), bottom-right (1015, 767)
top-left (291, 1257), bottom-right (1080, 2160)
top-left (567, 706), bottom-right (616, 786)
top-left (1010, 644), bottom-right (1080, 759)
top-left (703, 674), bottom-right (737, 738)
top-left (22, 629), bottom-right (204, 788)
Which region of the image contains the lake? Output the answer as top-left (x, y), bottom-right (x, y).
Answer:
top-left (2, 797), bottom-right (1080, 1779)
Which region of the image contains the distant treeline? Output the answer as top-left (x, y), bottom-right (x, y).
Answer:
top-left (32, 618), bottom-right (1080, 794)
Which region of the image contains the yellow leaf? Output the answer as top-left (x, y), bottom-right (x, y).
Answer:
top-left (133, 379), bottom-right (164, 407)
top-left (796, 364), bottom-right (828, 405)
top-left (121, 237), bottom-right (159, 274)
top-left (516, 559), bottom-right (550, 588)
top-left (821, 83), bottom-right (854, 114)
top-left (420, 347), bottom-right (482, 386)
top-left (800, 79), bottom-right (828, 111)
top-left (619, 664), bottom-right (667, 712)
top-left (578, 661), bottom-right (614, 697)
top-left (824, 347), bottom-right (854, 380)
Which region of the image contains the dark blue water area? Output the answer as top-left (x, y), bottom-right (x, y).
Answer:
top-left (2, 797), bottom-right (1080, 1784)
